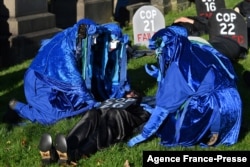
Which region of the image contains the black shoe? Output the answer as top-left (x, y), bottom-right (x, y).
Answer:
top-left (38, 133), bottom-right (53, 166)
top-left (2, 107), bottom-right (22, 124)
top-left (243, 71), bottom-right (250, 87)
top-left (55, 134), bottom-right (69, 166)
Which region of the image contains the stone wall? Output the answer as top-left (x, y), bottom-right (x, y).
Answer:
top-left (0, 0), bottom-right (60, 67)
top-left (151, 0), bottom-right (192, 15)
top-left (177, 0), bottom-right (192, 11)
top-left (0, 0), bottom-right (193, 68)
top-left (48, 0), bottom-right (192, 28)
top-left (48, 0), bottom-right (114, 29)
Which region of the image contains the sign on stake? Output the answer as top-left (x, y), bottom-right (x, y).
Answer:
top-left (209, 8), bottom-right (248, 50)
top-left (132, 5), bottom-right (165, 47)
top-left (195, 0), bottom-right (226, 19)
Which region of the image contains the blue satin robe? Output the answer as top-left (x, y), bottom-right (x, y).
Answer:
top-left (128, 26), bottom-right (242, 147)
top-left (13, 19), bottom-right (99, 125)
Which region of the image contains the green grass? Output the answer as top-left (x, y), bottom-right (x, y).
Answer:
top-left (1, 0), bottom-right (249, 166)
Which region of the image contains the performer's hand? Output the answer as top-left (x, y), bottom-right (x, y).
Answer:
top-left (140, 103), bottom-right (154, 114)
top-left (234, 7), bottom-right (240, 14)
top-left (127, 134), bottom-right (146, 147)
top-left (145, 64), bottom-right (159, 78)
top-left (145, 64), bottom-right (161, 81)
top-left (174, 17), bottom-right (194, 24)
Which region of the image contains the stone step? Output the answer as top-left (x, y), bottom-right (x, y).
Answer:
top-left (22, 27), bottom-right (61, 42)
top-left (10, 27), bottom-right (62, 46)
top-left (8, 27), bottom-right (62, 65)
top-left (8, 12), bottom-right (57, 35)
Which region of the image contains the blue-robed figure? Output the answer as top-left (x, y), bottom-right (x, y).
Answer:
top-left (128, 26), bottom-right (242, 147)
top-left (9, 19), bottom-right (98, 125)
top-left (9, 18), bottom-right (130, 125)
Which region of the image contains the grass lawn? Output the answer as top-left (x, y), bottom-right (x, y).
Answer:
top-left (0, 0), bottom-right (249, 166)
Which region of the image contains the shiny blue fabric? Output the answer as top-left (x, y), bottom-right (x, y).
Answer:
top-left (14, 19), bottom-right (100, 125)
top-left (30, 18), bottom-right (98, 87)
top-left (128, 26), bottom-right (242, 147)
top-left (91, 23), bottom-right (130, 100)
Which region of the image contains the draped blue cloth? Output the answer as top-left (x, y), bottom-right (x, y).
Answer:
top-left (30, 18), bottom-right (98, 86)
top-left (90, 23), bottom-right (130, 100)
top-left (128, 26), bottom-right (242, 147)
top-left (13, 19), bottom-right (100, 125)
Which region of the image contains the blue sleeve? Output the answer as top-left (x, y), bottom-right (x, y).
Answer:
top-left (128, 64), bottom-right (194, 146)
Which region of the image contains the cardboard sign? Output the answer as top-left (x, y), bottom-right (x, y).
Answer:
top-left (132, 5), bottom-right (165, 47)
top-left (209, 8), bottom-right (248, 50)
top-left (99, 98), bottom-right (137, 109)
top-left (195, 0), bottom-right (225, 19)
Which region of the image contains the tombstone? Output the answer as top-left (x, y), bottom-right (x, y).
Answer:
top-left (151, 0), bottom-right (192, 14)
top-left (1, 0), bottom-right (60, 67)
top-left (247, 14), bottom-right (250, 28)
top-left (77, 0), bottom-right (113, 24)
top-left (126, 1), bottom-right (150, 25)
top-left (48, 0), bottom-right (77, 29)
top-left (195, 0), bottom-right (225, 19)
top-left (208, 8), bottom-right (248, 50)
top-left (132, 5), bottom-right (165, 47)
top-left (246, 14), bottom-right (250, 47)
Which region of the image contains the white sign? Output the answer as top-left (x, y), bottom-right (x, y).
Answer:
top-left (133, 5), bottom-right (165, 47)
top-left (99, 98), bottom-right (137, 109)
